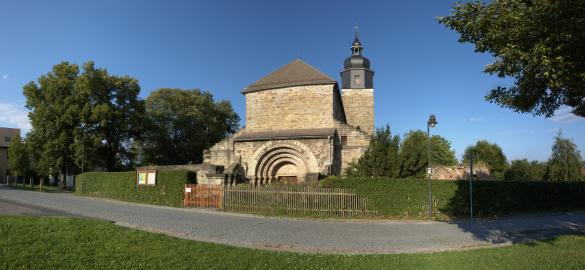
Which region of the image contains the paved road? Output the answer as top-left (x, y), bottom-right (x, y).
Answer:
top-left (1, 185), bottom-right (584, 254)
top-left (0, 197), bottom-right (77, 217)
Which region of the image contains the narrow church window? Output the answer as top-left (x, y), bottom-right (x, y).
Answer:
top-left (341, 136), bottom-right (348, 146)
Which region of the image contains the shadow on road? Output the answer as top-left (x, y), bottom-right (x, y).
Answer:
top-left (441, 180), bottom-right (585, 244)
top-left (0, 197), bottom-right (78, 217)
top-left (451, 214), bottom-right (585, 244)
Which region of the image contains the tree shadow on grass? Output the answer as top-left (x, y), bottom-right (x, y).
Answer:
top-left (440, 180), bottom-right (585, 245)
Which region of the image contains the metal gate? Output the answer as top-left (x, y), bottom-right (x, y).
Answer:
top-left (183, 184), bottom-right (223, 208)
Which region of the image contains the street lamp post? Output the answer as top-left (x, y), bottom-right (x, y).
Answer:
top-left (427, 114), bottom-right (437, 219)
top-left (469, 153), bottom-right (474, 219)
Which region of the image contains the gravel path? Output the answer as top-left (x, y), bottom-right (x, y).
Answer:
top-left (1, 185), bottom-right (584, 254)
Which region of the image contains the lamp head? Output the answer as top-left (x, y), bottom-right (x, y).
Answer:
top-left (428, 114), bottom-right (437, 128)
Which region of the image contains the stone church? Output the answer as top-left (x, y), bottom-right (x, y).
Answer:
top-left (202, 33), bottom-right (374, 185)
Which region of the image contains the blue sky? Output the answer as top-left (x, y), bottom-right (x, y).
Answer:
top-left (0, 0), bottom-right (583, 162)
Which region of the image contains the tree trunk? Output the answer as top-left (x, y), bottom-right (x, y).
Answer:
top-left (60, 172), bottom-right (65, 190)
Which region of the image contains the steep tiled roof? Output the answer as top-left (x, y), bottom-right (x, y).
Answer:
top-left (242, 59), bottom-right (336, 93)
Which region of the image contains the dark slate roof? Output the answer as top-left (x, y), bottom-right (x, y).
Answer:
top-left (242, 59), bottom-right (337, 93)
top-left (233, 128), bottom-right (337, 142)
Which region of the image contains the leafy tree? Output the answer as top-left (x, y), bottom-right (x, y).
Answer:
top-left (545, 132), bottom-right (583, 181)
top-left (24, 130), bottom-right (51, 178)
top-left (462, 140), bottom-right (508, 180)
top-left (74, 61), bottom-right (145, 171)
top-left (7, 134), bottom-right (29, 183)
top-left (140, 88), bottom-right (239, 165)
top-left (438, 0), bottom-right (585, 117)
top-left (24, 62), bottom-right (80, 184)
top-left (23, 61), bottom-right (145, 182)
top-left (504, 159), bottom-right (547, 181)
top-left (398, 130), bottom-right (457, 178)
top-left (346, 126), bottom-right (400, 177)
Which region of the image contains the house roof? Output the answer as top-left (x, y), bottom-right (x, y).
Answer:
top-left (242, 59), bottom-right (337, 93)
top-left (233, 128), bottom-right (337, 142)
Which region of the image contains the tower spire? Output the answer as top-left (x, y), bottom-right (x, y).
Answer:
top-left (342, 27), bottom-right (373, 88)
top-left (351, 26), bottom-right (363, 55)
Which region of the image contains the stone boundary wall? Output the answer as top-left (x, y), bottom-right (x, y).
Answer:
top-left (137, 164), bottom-right (221, 184)
top-left (432, 165), bottom-right (491, 180)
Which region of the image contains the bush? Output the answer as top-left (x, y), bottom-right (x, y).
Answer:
top-left (321, 177), bottom-right (585, 219)
top-left (76, 170), bottom-right (195, 207)
top-left (504, 159), bottom-right (547, 181)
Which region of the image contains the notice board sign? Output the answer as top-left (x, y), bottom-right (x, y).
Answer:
top-left (137, 169), bottom-right (157, 186)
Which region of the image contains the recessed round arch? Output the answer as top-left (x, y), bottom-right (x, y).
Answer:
top-left (251, 141), bottom-right (319, 183)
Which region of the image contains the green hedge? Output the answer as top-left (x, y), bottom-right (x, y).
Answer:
top-left (76, 170), bottom-right (195, 207)
top-left (321, 177), bottom-right (585, 219)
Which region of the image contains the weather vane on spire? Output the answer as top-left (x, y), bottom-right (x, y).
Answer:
top-left (355, 25), bottom-right (359, 41)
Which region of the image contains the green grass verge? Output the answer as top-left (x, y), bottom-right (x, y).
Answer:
top-left (1, 216), bottom-right (584, 270)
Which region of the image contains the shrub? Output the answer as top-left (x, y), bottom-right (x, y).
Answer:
top-left (321, 177), bottom-right (585, 219)
top-left (76, 170), bottom-right (195, 207)
top-left (504, 159), bottom-right (547, 181)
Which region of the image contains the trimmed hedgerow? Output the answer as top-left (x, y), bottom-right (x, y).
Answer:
top-left (76, 170), bottom-right (195, 207)
top-left (320, 177), bottom-right (585, 219)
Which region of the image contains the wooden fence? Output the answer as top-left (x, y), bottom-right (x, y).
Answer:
top-left (221, 185), bottom-right (377, 217)
top-left (183, 184), bottom-right (223, 208)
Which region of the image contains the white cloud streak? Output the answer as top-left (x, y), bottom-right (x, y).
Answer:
top-left (1, 74), bottom-right (7, 80)
top-left (0, 102), bottom-right (31, 131)
top-left (550, 106), bottom-right (581, 123)
top-left (469, 117), bottom-right (485, 123)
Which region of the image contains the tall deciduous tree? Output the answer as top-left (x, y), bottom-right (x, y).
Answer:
top-left (545, 132), bottom-right (583, 181)
top-left (75, 61), bottom-right (145, 171)
top-left (346, 126), bottom-right (401, 177)
top-left (463, 140), bottom-right (508, 179)
top-left (25, 130), bottom-right (50, 178)
top-left (438, 0), bottom-right (585, 117)
top-left (23, 61), bottom-right (145, 180)
top-left (7, 134), bottom-right (29, 181)
top-left (24, 62), bottom-right (80, 183)
top-left (140, 88), bottom-right (239, 165)
top-left (398, 130), bottom-right (458, 178)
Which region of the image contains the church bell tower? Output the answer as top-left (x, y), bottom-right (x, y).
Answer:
top-left (341, 27), bottom-right (375, 135)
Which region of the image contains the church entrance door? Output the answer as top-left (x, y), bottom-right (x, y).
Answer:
top-left (277, 176), bottom-right (299, 184)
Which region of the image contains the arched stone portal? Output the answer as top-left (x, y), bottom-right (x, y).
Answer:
top-left (251, 142), bottom-right (319, 185)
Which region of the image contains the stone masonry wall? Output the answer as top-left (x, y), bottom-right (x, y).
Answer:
top-left (341, 88), bottom-right (374, 136)
top-left (336, 123), bottom-right (371, 174)
top-left (431, 165), bottom-right (491, 180)
top-left (245, 85), bottom-right (337, 132)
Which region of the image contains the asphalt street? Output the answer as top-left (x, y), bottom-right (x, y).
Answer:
top-left (1, 185), bottom-right (584, 254)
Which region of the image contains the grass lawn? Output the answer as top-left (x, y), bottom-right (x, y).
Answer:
top-left (0, 217), bottom-right (584, 269)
